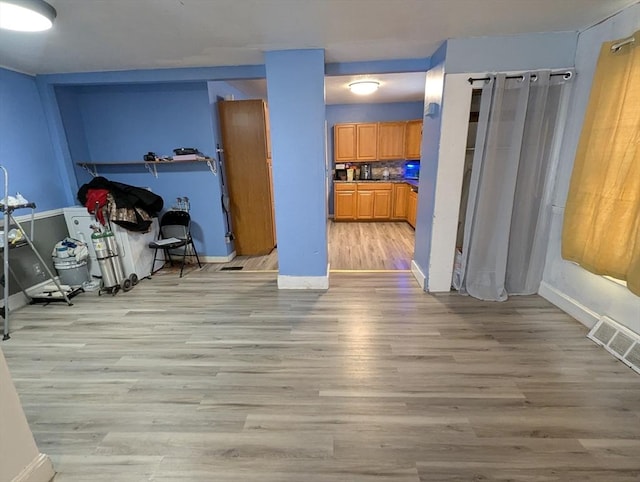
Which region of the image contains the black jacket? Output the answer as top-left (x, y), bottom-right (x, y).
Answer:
top-left (78, 177), bottom-right (164, 231)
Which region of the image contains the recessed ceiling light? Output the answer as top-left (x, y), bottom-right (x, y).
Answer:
top-left (0, 0), bottom-right (57, 32)
top-left (349, 81), bottom-right (380, 96)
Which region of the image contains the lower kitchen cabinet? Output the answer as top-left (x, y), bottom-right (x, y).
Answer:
top-left (335, 182), bottom-right (398, 221)
top-left (373, 189), bottom-right (392, 219)
top-left (392, 183), bottom-right (409, 219)
top-left (407, 189), bottom-right (418, 228)
top-left (356, 188), bottom-right (392, 220)
top-left (334, 184), bottom-right (357, 221)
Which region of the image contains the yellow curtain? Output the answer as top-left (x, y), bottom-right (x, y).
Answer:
top-left (562, 30), bottom-right (640, 296)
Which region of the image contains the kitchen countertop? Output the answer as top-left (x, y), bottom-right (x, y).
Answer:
top-left (334, 178), bottom-right (419, 189)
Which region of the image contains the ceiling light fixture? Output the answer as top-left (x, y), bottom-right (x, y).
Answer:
top-left (0, 0), bottom-right (57, 32)
top-left (349, 81), bottom-right (380, 96)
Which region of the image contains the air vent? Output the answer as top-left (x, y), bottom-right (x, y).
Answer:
top-left (588, 316), bottom-right (640, 375)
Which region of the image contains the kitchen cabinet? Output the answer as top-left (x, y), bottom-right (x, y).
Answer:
top-left (392, 183), bottom-right (409, 220)
top-left (372, 189), bottom-right (392, 219)
top-left (356, 123), bottom-right (378, 160)
top-left (377, 122), bottom-right (406, 160)
top-left (407, 188), bottom-right (418, 228)
top-left (405, 119), bottom-right (422, 159)
top-left (335, 182), bottom-right (393, 221)
top-left (356, 185), bottom-right (392, 219)
top-left (334, 124), bottom-right (357, 161)
top-left (334, 183), bottom-right (357, 221)
top-left (218, 99), bottom-right (276, 255)
top-left (356, 190), bottom-right (375, 219)
top-left (334, 120), bottom-right (422, 162)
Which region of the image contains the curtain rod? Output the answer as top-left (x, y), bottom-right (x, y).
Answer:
top-left (467, 71), bottom-right (573, 85)
top-left (611, 36), bottom-right (635, 53)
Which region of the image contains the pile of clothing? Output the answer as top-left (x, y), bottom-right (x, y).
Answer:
top-left (78, 177), bottom-right (164, 232)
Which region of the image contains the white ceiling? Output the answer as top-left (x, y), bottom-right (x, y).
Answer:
top-left (0, 0), bottom-right (639, 104)
top-left (0, 0), bottom-right (636, 76)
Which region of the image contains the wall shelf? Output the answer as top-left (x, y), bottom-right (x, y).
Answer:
top-left (76, 158), bottom-right (217, 178)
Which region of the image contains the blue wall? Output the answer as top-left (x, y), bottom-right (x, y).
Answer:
top-left (0, 69), bottom-right (69, 211)
top-left (56, 81), bottom-right (249, 257)
top-left (266, 49), bottom-right (328, 281)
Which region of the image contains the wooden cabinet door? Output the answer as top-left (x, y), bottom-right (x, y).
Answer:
top-left (356, 123), bottom-right (378, 160)
top-left (373, 190), bottom-right (392, 219)
top-left (392, 183), bottom-right (409, 219)
top-left (407, 190), bottom-right (418, 228)
top-left (335, 124), bottom-right (357, 161)
top-left (405, 120), bottom-right (422, 159)
top-left (356, 190), bottom-right (374, 219)
top-left (377, 122), bottom-right (406, 160)
top-left (335, 190), bottom-right (357, 220)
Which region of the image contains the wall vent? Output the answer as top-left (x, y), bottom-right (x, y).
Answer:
top-left (588, 316), bottom-right (640, 375)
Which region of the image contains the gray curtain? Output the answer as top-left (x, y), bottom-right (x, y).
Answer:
top-left (459, 71), bottom-right (572, 301)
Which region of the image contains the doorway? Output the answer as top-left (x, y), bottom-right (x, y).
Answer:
top-left (325, 72), bottom-right (425, 272)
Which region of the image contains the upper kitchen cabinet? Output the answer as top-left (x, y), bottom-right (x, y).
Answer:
top-left (405, 119), bottom-right (422, 160)
top-left (334, 124), bottom-right (357, 161)
top-left (356, 123), bottom-right (378, 160)
top-left (377, 122), bottom-right (406, 160)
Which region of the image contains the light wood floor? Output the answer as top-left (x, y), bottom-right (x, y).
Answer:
top-left (3, 271), bottom-right (640, 481)
top-left (205, 221), bottom-right (415, 272)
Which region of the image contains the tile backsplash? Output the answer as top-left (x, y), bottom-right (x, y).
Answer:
top-left (335, 161), bottom-right (406, 179)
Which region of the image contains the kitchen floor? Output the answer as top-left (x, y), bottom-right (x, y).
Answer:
top-left (203, 220), bottom-right (415, 272)
top-left (328, 220), bottom-right (415, 270)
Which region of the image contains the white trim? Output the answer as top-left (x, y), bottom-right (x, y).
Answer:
top-left (427, 73), bottom-right (473, 293)
top-left (11, 453), bottom-right (55, 482)
top-left (278, 263), bottom-right (329, 290)
top-left (538, 281), bottom-right (600, 329)
top-left (12, 208), bottom-right (64, 222)
top-left (411, 259), bottom-right (426, 291)
top-left (200, 252), bottom-right (236, 263)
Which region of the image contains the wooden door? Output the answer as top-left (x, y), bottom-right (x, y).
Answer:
top-left (335, 124), bottom-right (356, 161)
top-left (218, 99), bottom-right (275, 255)
top-left (392, 183), bottom-right (409, 219)
top-left (264, 103), bottom-right (272, 160)
top-left (377, 122), bottom-right (406, 160)
top-left (373, 190), bottom-right (392, 219)
top-left (405, 120), bottom-right (422, 159)
top-left (334, 190), bottom-right (357, 220)
top-left (356, 190), bottom-right (374, 219)
top-left (267, 157), bottom-right (276, 243)
top-left (356, 123), bottom-right (378, 160)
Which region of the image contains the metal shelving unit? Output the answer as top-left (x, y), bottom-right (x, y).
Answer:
top-left (1, 165), bottom-right (74, 340)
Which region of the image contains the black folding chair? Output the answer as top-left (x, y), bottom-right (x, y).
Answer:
top-left (149, 210), bottom-right (202, 277)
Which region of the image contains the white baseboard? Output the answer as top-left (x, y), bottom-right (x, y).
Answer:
top-left (12, 453), bottom-right (55, 482)
top-left (538, 281), bottom-right (600, 329)
top-left (201, 251), bottom-right (236, 263)
top-left (5, 277), bottom-right (59, 313)
top-left (411, 260), bottom-right (426, 291)
top-left (278, 264), bottom-right (329, 290)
